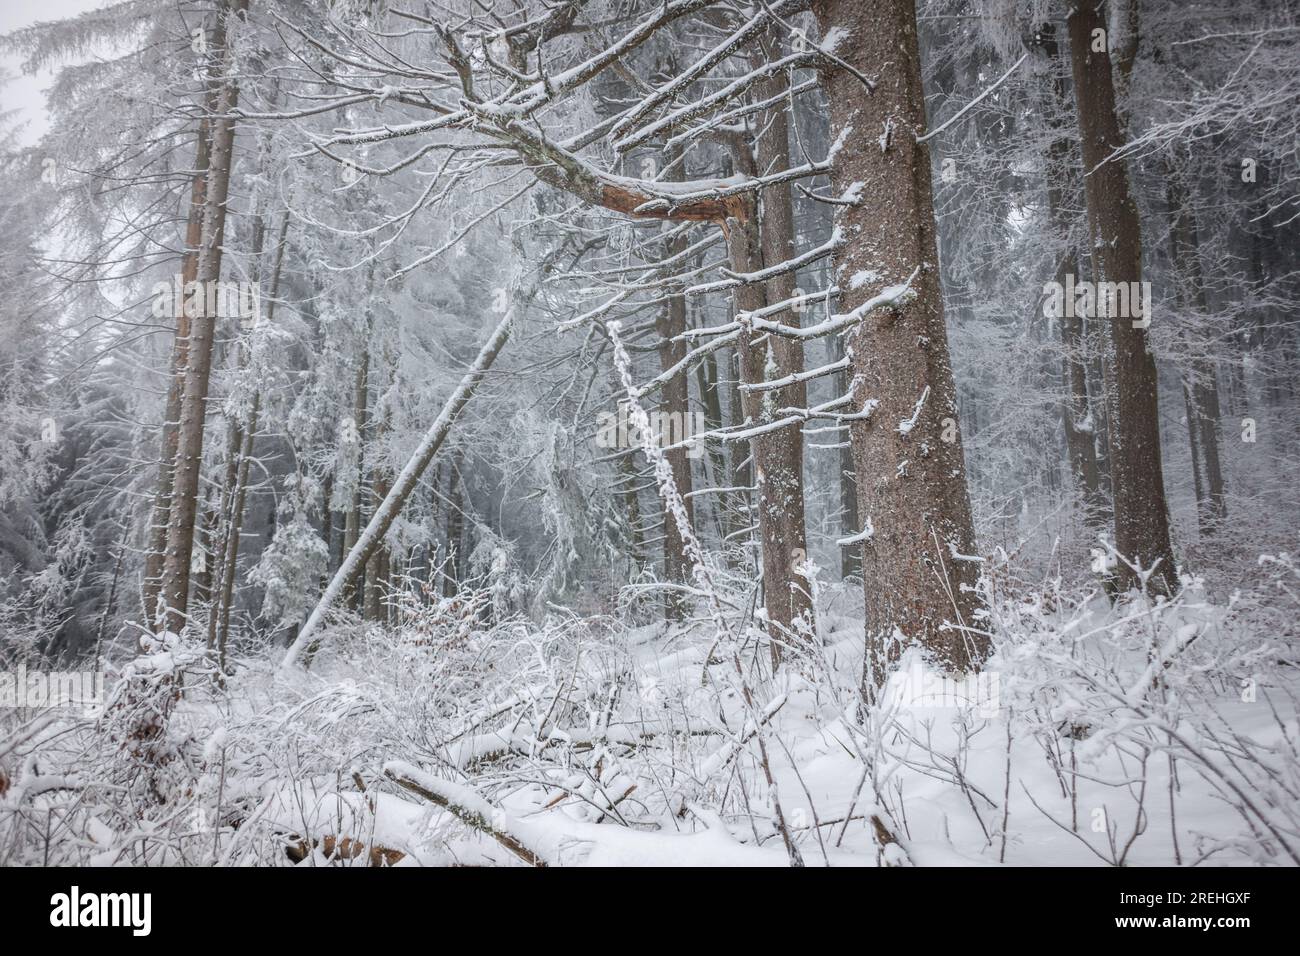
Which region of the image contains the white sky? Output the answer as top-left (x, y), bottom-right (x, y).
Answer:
top-left (1, 0), bottom-right (111, 146)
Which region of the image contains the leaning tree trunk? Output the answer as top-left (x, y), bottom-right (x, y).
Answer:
top-left (280, 305), bottom-right (516, 670)
top-left (1065, 2), bottom-right (1178, 594)
top-left (158, 0), bottom-right (249, 635)
top-left (812, 0), bottom-right (988, 687)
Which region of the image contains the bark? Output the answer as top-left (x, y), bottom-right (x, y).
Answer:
top-left (365, 470), bottom-right (393, 618)
top-left (141, 19), bottom-right (221, 625)
top-left (655, 148), bottom-right (695, 618)
top-left (812, 0), bottom-right (988, 684)
top-left (384, 762), bottom-right (548, 867)
top-left (157, 0), bottom-right (249, 634)
top-left (1182, 379), bottom-right (1207, 520)
top-left (192, 497), bottom-right (217, 609)
top-left (616, 444), bottom-right (645, 566)
top-left (750, 36), bottom-right (814, 654)
top-left (695, 346), bottom-right (733, 546)
top-left (442, 450), bottom-right (464, 599)
top-left (365, 350), bottom-right (395, 618)
top-left (1039, 25), bottom-right (1107, 529)
top-left (726, 347), bottom-right (752, 536)
top-left (833, 339), bottom-right (861, 578)
top-left (715, 102), bottom-right (814, 653)
top-left (343, 346), bottom-right (370, 609)
top-left (1065, 2), bottom-right (1178, 594)
top-left (727, 209), bottom-right (815, 656)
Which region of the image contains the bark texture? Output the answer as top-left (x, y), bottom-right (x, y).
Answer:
top-left (1065, 3), bottom-right (1178, 594)
top-left (813, 0), bottom-right (988, 684)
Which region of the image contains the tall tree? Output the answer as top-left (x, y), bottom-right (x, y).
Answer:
top-left (157, 0), bottom-right (251, 634)
top-left (812, 0), bottom-right (989, 686)
top-left (1065, 1), bottom-right (1178, 594)
top-left (1037, 23), bottom-right (1107, 529)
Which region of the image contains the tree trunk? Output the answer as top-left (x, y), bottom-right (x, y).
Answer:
top-left (718, 84), bottom-right (815, 657)
top-left (812, 0), bottom-right (988, 686)
top-left (343, 346), bottom-right (370, 609)
top-left (1165, 159), bottom-right (1227, 531)
top-left (1182, 378), bottom-right (1207, 521)
top-left (1040, 25), bottom-right (1106, 530)
top-left (442, 449), bottom-right (464, 599)
top-left (1065, 2), bottom-right (1178, 594)
top-left (832, 338), bottom-right (861, 578)
top-left (211, 209), bottom-right (289, 665)
top-left (751, 38), bottom-right (814, 655)
top-left (365, 347), bottom-right (395, 619)
top-left (726, 347), bottom-right (752, 546)
top-left (141, 23), bottom-right (220, 625)
top-left (280, 306), bottom-right (515, 670)
top-left (158, 0), bottom-right (249, 634)
top-left (695, 345), bottom-right (733, 548)
top-left (655, 150), bottom-right (695, 619)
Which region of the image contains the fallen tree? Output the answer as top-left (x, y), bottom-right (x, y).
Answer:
top-left (278, 307), bottom-right (515, 671)
top-left (384, 761), bottom-right (549, 867)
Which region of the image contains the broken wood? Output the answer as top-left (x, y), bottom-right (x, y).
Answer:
top-left (384, 762), bottom-right (548, 868)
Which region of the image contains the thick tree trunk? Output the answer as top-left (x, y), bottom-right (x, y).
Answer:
top-left (812, 0), bottom-right (988, 685)
top-left (1065, 3), bottom-right (1178, 594)
top-left (157, 0), bottom-right (249, 634)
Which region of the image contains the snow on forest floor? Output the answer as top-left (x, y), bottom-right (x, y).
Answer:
top-left (3, 558), bottom-right (1299, 867)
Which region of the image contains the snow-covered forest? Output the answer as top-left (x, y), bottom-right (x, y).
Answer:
top-left (0, 0), bottom-right (1297, 869)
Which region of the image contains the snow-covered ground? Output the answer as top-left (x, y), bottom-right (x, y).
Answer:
top-left (5, 553), bottom-right (1297, 868)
